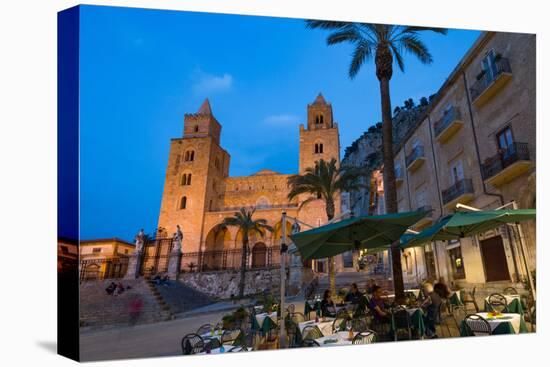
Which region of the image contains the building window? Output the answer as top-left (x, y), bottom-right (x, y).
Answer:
top-left (92, 248), bottom-right (101, 253)
top-left (194, 125), bottom-right (199, 133)
top-left (60, 246), bottom-right (69, 254)
top-left (496, 127), bottom-right (514, 152)
top-left (184, 150), bottom-right (195, 162)
top-left (450, 159), bottom-right (464, 184)
top-left (481, 50), bottom-right (498, 82)
top-left (181, 173), bottom-right (192, 186)
top-left (124, 249), bottom-right (129, 255)
top-left (180, 196), bottom-right (187, 209)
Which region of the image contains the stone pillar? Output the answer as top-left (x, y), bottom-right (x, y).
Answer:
top-left (167, 250), bottom-right (182, 280)
top-left (126, 229), bottom-right (145, 279)
top-left (125, 252), bottom-right (143, 279)
top-left (168, 230), bottom-right (183, 280)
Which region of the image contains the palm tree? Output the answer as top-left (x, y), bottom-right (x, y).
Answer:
top-left (216, 208), bottom-right (273, 298)
top-left (287, 158), bottom-right (365, 294)
top-left (306, 21), bottom-right (446, 299)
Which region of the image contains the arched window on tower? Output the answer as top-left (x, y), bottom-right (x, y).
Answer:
top-left (179, 196), bottom-right (187, 210)
top-left (194, 125), bottom-right (199, 133)
top-left (315, 116), bottom-right (320, 125)
top-left (314, 144), bottom-right (319, 154)
top-left (319, 143), bottom-right (324, 154)
top-left (319, 115), bottom-right (324, 124)
top-left (184, 150), bottom-right (195, 162)
top-left (190, 151), bottom-right (195, 161)
top-left (181, 174), bottom-right (187, 186)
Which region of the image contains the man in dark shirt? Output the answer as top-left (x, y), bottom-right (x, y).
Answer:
top-left (420, 282), bottom-right (442, 338)
top-left (344, 283), bottom-right (363, 304)
top-left (369, 285), bottom-right (390, 322)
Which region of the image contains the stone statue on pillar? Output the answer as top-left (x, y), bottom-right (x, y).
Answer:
top-left (125, 228), bottom-right (145, 279)
top-left (172, 225), bottom-right (183, 253)
top-left (168, 225), bottom-right (183, 279)
top-left (134, 228), bottom-right (145, 253)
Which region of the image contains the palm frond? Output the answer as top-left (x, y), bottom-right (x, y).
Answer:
top-left (305, 19), bottom-right (351, 30)
top-left (398, 35), bottom-right (433, 64)
top-left (326, 24), bottom-right (361, 45)
top-left (389, 43), bottom-right (405, 72)
top-left (349, 40), bottom-right (373, 79)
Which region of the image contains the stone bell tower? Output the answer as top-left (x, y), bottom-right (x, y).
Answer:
top-left (157, 99), bottom-right (230, 253)
top-left (299, 93), bottom-right (341, 173)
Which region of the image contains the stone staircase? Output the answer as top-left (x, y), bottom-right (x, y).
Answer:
top-left (149, 279), bottom-right (213, 315)
top-left (79, 279), bottom-right (171, 328)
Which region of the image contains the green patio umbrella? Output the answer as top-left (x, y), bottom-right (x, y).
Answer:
top-left (401, 208), bottom-right (536, 299)
top-left (290, 209), bottom-right (430, 260)
top-left (402, 209), bottom-right (536, 249)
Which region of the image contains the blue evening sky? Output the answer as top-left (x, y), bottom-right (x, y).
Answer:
top-left (79, 5), bottom-right (481, 241)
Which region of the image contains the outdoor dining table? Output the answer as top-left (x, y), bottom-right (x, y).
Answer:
top-left (382, 289), bottom-right (421, 300)
top-left (199, 346), bottom-right (247, 354)
top-left (304, 299), bottom-right (321, 316)
top-left (483, 294), bottom-right (526, 314)
top-left (298, 318), bottom-right (335, 337)
top-left (449, 290), bottom-right (463, 306)
top-left (253, 312), bottom-right (278, 333)
top-left (315, 331), bottom-right (358, 347)
top-left (460, 312), bottom-right (528, 336)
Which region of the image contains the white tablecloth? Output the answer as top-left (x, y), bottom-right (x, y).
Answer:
top-left (298, 318), bottom-right (335, 336)
top-left (469, 312), bottom-right (522, 335)
top-left (199, 346), bottom-right (246, 354)
top-left (255, 312), bottom-right (277, 328)
top-left (484, 294), bottom-right (521, 304)
top-left (315, 331), bottom-right (357, 347)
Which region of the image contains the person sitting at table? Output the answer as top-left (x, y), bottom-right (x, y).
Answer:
top-left (420, 282), bottom-right (442, 338)
top-left (344, 283), bottom-right (364, 304)
top-left (434, 277), bottom-right (451, 299)
top-left (365, 279), bottom-right (377, 295)
top-left (320, 289), bottom-right (336, 317)
top-left (369, 286), bottom-right (390, 322)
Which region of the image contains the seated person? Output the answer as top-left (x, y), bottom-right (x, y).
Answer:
top-left (344, 283), bottom-right (364, 304)
top-left (320, 289), bottom-right (336, 317)
top-left (105, 282), bottom-right (116, 295)
top-left (368, 286), bottom-right (390, 322)
top-left (434, 277), bottom-right (451, 299)
top-left (365, 279), bottom-right (377, 295)
top-left (420, 282), bottom-right (442, 338)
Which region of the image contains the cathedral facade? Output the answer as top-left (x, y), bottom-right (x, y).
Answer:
top-left (156, 94), bottom-right (346, 272)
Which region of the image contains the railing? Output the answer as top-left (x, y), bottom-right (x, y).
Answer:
top-left (79, 257), bottom-right (129, 282)
top-left (470, 57), bottom-right (512, 101)
top-left (405, 145), bottom-right (425, 168)
top-left (434, 107), bottom-right (461, 137)
top-left (180, 246), bottom-right (282, 273)
top-left (481, 142), bottom-right (531, 180)
top-left (442, 178), bottom-right (474, 205)
top-left (209, 203), bottom-right (299, 213)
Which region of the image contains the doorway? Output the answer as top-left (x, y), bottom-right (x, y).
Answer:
top-left (480, 236), bottom-right (510, 282)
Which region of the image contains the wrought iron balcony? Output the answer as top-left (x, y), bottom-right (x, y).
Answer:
top-left (405, 145), bottom-right (426, 172)
top-left (442, 178), bottom-right (475, 208)
top-left (481, 142), bottom-right (532, 186)
top-left (470, 57), bottom-right (512, 107)
top-left (434, 107), bottom-right (463, 143)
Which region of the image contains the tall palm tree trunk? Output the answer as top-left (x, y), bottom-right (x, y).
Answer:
top-left (379, 75), bottom-right (405, 301)
top-left (239, 235), bottom-right (248, 298)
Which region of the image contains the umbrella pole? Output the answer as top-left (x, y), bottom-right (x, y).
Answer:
top-left (279, 212), bottom-right (287, 348)
top-left (511, 202), bottom-right (536, 300)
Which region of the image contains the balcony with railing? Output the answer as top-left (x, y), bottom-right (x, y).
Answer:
top-left (470, 57), bottom-right (512, 107)
top-left (442, 178), bottom-right (475, 209)
top-left (481, 142), bottom-right (533, 187)
top-left (405, 145), bottom-right (426, 172)
top-left (434, 107), bottom-right (464, 143)
top-left (395, 167), bottom-right (404, 187)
